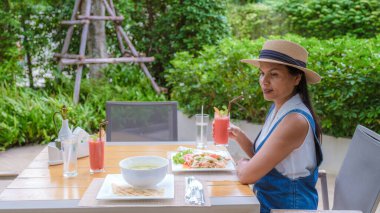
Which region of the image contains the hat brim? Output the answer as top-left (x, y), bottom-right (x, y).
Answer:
top-left (240, 58), bottom-right (321, 84)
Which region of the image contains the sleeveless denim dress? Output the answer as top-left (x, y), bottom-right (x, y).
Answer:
top-left (252, 107), bottom-right (323, 213)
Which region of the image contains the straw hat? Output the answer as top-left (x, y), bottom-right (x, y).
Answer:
top-left (241, 40), bottom-right (321, 84)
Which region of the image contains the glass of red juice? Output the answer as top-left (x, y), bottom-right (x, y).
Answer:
top-left (213, 112), bottom-right (230, 146)
top-left (89, 138), bottom-right (105, 173)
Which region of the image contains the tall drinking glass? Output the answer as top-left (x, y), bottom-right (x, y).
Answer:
top-left (61, 136), bottom-right (78, 177)
top-left (195, 114), bottom-right (209, 149)
top-left (89, 137), bottom-right (105, 173)
top-left (213, 112), bottom-right (230, 146)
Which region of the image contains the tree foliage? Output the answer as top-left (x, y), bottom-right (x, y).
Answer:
top-left (0, 1), bottom-right (76, 87)
top-left (118, 0), bottom-right (231, 83)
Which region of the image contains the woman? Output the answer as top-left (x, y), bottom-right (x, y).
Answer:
top-left (230, 40), bottom-right (323, 213)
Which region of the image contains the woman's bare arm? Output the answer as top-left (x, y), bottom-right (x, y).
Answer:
top-left (228, 123), bottom-right (254, 157)
top-left (236, 113), bottom-right (309, 184)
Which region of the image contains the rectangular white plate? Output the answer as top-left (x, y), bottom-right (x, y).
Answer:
top-left (170, 150), bottom-right (235, 172)
top-left (96, 174), bottom-right (174, 200)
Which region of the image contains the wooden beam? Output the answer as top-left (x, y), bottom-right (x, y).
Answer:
top-left (109, 0), bottom-right (116, 13)
top-left (77, 15), bottom-right (124, 21)
top-left (102, 0), bottom-right (115, 18)
top-left (54, 53), bottom-right (85, 59)
top-left (104, 0), bottom-right (161, 94)
top-left (109, 0), bottom-right (126, 54)
top-left (117, 26), bottom-right (139, 56)
top-left (59, 0), bottom-right (82, 69)
top-left (74, 65), bottom-right (84, 105)
top-left (73, 0), bottom-right (92, 105)
top-left (117, 24), bottom-right (161, 93)
top-left (103, 0), bottom-right (138, 55)
top-left (139, 63), bottom-right (161, 93)
top-left (116, 24), bottom-right (162, 93)
top-left (59, 0), bottom-right (162, 103)
top-left (61, 57), bottom-right (154, 65)
top-left (61, 20), bottom-right (88, 25)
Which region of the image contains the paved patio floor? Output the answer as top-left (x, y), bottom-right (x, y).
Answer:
top-left (0, 145), bottom-right (378, 212)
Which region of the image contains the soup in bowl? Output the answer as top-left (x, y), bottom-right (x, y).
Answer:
top-left (119, 156), bottom-right (168, 188)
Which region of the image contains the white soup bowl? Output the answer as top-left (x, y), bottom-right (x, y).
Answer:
top-left (119, 156), bottom-right (168, 188)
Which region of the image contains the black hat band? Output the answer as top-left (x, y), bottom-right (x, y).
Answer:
top-left (259, 49), bottom-right (306, 68)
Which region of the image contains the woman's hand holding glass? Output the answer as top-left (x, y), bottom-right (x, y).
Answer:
top-left (212, 122), bottom-right (243, 141)
top-left (228, 123), bottom-right (242, 141)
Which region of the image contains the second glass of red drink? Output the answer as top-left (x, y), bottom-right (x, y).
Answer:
top-left (89, 137), bottom-right (105, 174)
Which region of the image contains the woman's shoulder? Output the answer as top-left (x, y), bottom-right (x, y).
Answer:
top-left (282, 113), bottom-right (309, 130)
top-left (276, 112), bottom-right (309, 149)
top-left (280, 101), bottom-right (312, 136)
top-left (280, 95), bottom-right (312, 118)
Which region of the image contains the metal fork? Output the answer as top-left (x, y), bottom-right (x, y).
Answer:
top-left (185, 177), bottom-right (205, 205)
top-left (185, 177), bottom-right (195, 201)
top-left (192, 179), bottom-right (205, 205)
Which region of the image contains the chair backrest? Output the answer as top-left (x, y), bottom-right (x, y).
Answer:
top-left (106, 101), bottom-right (178, 142)
top-left (333, 125), bottom-right (380, 213)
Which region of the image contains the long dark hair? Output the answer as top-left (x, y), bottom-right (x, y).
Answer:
top-left (287, 65), bottom-right (322, 143)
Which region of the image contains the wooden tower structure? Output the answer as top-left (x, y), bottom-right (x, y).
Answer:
top-left (55, 0), bottom-right (161, 104)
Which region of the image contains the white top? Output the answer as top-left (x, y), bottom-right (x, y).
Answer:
top-left (255, 94), bottom-right (317, 179)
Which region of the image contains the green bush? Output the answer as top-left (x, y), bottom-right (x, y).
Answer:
top-left (0, 64), bottom-right (166, 151)
top-left (279, 0), bottom-right (380, 39)
top-left (166, 34), bottom-right (380, 137)
top-left (166, 38), bottom-right (270, 124)
top-left (227, 3), bottom-right (288, 39)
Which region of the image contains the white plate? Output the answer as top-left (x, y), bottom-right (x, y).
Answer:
top-left (170, 150), bottom-right (235, 172)
top-left (96, 174), bottom-right (174, 200)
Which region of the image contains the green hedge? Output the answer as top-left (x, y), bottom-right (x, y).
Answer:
top-left (227, 3), bottom-right (287, 39)
top-left (0, 64), bottom-right (166, 151)
top-left (166, 34), bottom-right (380, 137)
top-left (227, 0), bottom-right (380, 40)
top-left (279, 0), bottom-right (380, 39)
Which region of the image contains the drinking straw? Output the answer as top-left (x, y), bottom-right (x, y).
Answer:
top-left (201, 105), bottom-right (204, 143)
top-left (228, 95), bottom-right (244, 115)
top-left (98, 120), bottom-right (109, 141)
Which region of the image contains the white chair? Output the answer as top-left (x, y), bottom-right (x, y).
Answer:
top-left (330, 125), bottom-right (380, 213)
top-left (106, 101), bottom-right (178, 142)
top-left (272, 125), bottom-right (380, 213)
